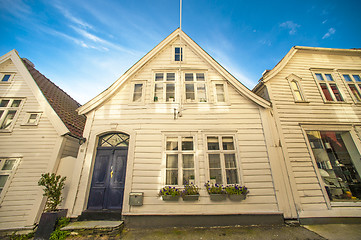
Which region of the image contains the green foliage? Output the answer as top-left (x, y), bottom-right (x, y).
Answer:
top-left (181, 182), bottom-right (199, 196)
top-left (224, 184), bottom-right (249, 195)
top-left (204, 181), bottom-right (226, 194)
top-left (10, 232), bottom-right (34, 240)
top-left (49, 229), bottom-right (70, 240)
top-left (56, 217), bottom-right (70, 229)
top-left (158, 186), bottom-right (180, 196)
top-left (38, 173), bottom-right (66, 212)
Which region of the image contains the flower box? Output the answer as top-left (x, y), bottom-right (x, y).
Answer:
top-left (228, 194), bottom-right (246, 201)
top-left (182, 194), bottom-right (200, 201)
top-left (210, 194), bottom-right (227, 201)
top-left (162, 195), bottom-right (180, 201)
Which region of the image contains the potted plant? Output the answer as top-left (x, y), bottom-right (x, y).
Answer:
top-left (34, 173), bottom-right (67, 240)
top-left (181, 181), bottom-right (200, 201)
top-left (204, 181), bottom-right (226, 201)
top-left (159, 186), bottom-right (180, 201)
top-left (225, 184), bottom-right (249, 201)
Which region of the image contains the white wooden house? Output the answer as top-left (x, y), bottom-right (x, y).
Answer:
top-left (0, 50), bottom-right (86, 230)
top-left (68, 29), bottom-right (294, 227)
top-left (253, 46), bottom-right (361, 223)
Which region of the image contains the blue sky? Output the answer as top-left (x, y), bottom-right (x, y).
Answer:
top-left (1, 0), bottom-right (360, 104)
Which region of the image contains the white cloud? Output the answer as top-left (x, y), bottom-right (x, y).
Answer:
top-left (52, 3), bottom-right (93, 29)
top-left (322, 28), bottom-right (336, 39)
top-left (322, 19), bottom-right (328, 24)
top-left (279, 21), bottom-right (301, 35)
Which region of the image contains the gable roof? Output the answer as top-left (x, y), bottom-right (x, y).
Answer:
top-left (78, 29), bottom-right (270, 114)
top-left (22, 59), bottom-right (86, 138)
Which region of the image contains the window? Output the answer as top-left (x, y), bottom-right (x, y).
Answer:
top-left (315, 73), bottom-right (344, 102)
top-left (131, 82), bottom-right (145, 103)
top-left (206, 136), bottom-right (238, 184)
top-left (184, 73), bottom-right (207, 102)
top-left (174, 47), bottom-right (183, 61)
top-left (0, 158), bottom-right (20, 195)
top-left (306, 131), bottom-right (361, 202)
top-left (216, 83), bottom-right (225, 102)
top-left (290, 80), bottom-right (305, 101)
top-left (0, 73), bottom-right (14, 83)
top-left (165, 136), bottom-right (195, 185)
top-left (154, 73), bottom-right (176, 102)
top-left (0, 99), bottom-right (22, 131)
top-left (342, 74), bottom-right (361, 102)
top-left (22, 112), bottom-right (42, 126)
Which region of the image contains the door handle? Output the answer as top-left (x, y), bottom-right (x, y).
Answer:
top-left (110, 166), bottom-right (114, 179)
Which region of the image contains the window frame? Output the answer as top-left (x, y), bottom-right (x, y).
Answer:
top-left (340, 72), bottom-right (361, 104)
top-left (153, 72), bottom-right (177, 103)
top-left (0, 98), bottom-right (24, 132)
top-left (172, 45), bottom-right (185, 63)
top-left (0, 158), bottom-right (20, 203)
top-left (212, 81), bottom-right (229, 104)
top-left (286, 74), bottom-right (308, 103)
top-left (163, 134), bottom-right (197, 186)
top-left (312, 71), bottom-right (345, 103)
top-left (0, 73), bottom-right (15, 84)
top-left (21, 111), bottom-right (42, 126)
top-left (130, 80), bottom-right (146, 104)
top-left (183, 72), bottom-right (208, 103)
top-left (204, 134), bottom-right (241, 185)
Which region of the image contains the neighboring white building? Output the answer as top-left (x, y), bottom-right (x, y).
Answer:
top-left (67, 29), bottom-right (293, 227)
top-left (0, 50), bottom-right (85, 230)
top-left (253, 46), bottom-right (361, 223)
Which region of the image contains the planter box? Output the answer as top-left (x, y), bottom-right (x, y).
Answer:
top-left (209, 194), bottom-right (227, 201)
top-left (228, 194), bottom-right (246, 201)
top-left (182, 194), bottom-right (200, 201)
top-left (34, 209), bottom-right (67, 240)
top-left (162, 195), bottom-right (180, 201)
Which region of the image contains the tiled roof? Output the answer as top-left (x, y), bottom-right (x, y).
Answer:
top-left (22, 59), bottom-right (86, 138)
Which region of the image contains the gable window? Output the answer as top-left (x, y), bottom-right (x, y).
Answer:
top-left (315, 73), bottom-right (344, 102)
top-left (165, 136), bottom-right (195, 185)
top-left (184, 73), bottom-right (207, 102)
top-left (22, 112), bottom-right (42, 126)
top-left (154, 73), bottom-right (176, 102)
top-left (342, 74), bottom-right (361, 102)
top-left (131, 81), bottom-right (146, 103)
top-left (174, 47), bottom-right (183, 61)
top-left (0, 158), bottom-right (20, 195)
top-left (215, 84), bottom-right (225, 102)
top-left (0, 99), bottom-right (22, 131)
top-left (206, 135), bottom-right (238, 184)
top-left (290, 80), bottom-right (305, 102)
top-left (0, 73), bottom-right (14, 83)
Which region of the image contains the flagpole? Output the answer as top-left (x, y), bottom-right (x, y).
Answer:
top-left (180, 0), bottom-right (182, 30)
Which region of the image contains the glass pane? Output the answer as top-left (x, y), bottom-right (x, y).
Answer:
top-left (166, 170), bottom-right (178, 185)
top-left (209, 154), bottom-right (221, 168)
top-left (0, 111), bottom-right (16, 129)
top-left (182, 137), bottom-right (193, 150)
top-left (174, 47), bottom-right (182, 61)
top-left (0, 100), bottom-right (9, 107)
top-left (316, 73), bottom-right (324, 81)
top-left (2, 160), bottom-right (16, 170)
top-left (325, 74), bottom-right (334, 81)
top-left (183, 170), bottom-right (194, 184)
top-left (0, 110), bottom-right (3, 118)
top-left (343, 75), bottom-right (352, 82)
top-left (155, 73), bottom-right (163, 81)
top-left (1, 75), bottom-right (11, 82)
top-left (11, 100), bottom-right (21, 107)
top-left (185, 84), bottom-right (195, 100)
top-left (349, 84), bottom-right (361, 102)
top-left (183, 154), bottom-right (194, 168)
top-left (210, 169), bottom-right (222, 184)
top-left (27, 114), bottom-right (38, 124)
top-left (197, 83), bottom-right (207, 102)
top-left (166, 154), bottom-right (178, 168)
top-left (330, 84), bottom-right (343, 101)
top-left (185, 73), bottom-right (193, 81)
top-left (196, 73), bottom-right (205, 81)
top-left (207, 137), bottom-right (219, 150)
top-left (225, 154), bottom-right (236, 168)
top-left (226, 169), bottom-right (238, 184)
top-left (353, 75), bottom-right (361, 82)
top-left (0, 175), bottom-right (9, 187)
top-left (154, 83), bottom-right (163, 102)
top-left (133, 84), bottom-right (143, 102)
top-left (216, 84), bottom-right (225, 102)
top-left (99, 133), bottom-right (129, 147)
top-left (291, 81), bottom-right (299, 90)
top-left (166, 84), bottom-right (175, 102)
top-left (294, 91), bottom-right (303, 101)
top-left (222, 137), bottom-right (234, 150)
top-left (166, 137), bottom-right (178, 150)
top-left (166, 73), bottom-right (175, 81)
top-left (320, 83), bottom-right (333, 101)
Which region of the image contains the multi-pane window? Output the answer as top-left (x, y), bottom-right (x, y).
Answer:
top-left (290, 80), bottom-right (305, 101)
top-left (174, 47), bottom-right (183, 62)
top-left (0, 99), bottom-right (22, 130)
top-left (132, 83), bottom-right (144, 102)
top-left (342, 74), bottom-right (361, 102)
top-left (215, 83), bottom-right (226, 102)
top-left (315, 73), bottom-right (344, 102)
top-left (184, 73), bottom-right (207, 102)
top-left (154, 73), bottom-right (176, 102)
top-left (165, 136), bottom-right (195, 185)
top-left (207, 136), bottom-right (238, 184)
top-left (0, 158), bottom-right (20, 195)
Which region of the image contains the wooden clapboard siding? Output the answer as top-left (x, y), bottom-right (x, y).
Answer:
top-left (76, 36), bottom-right (278, 216)
top-left (261, 48), bottom-right (361, 213)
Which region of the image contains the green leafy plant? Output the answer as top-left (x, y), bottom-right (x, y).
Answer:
top-left (158, 186), bottom-right (180, 197)
top-left (38, 173), bottom-right (66, 212)
top-left (181, 181), bottom-right (199, 196)
top-left (49, 229), bottom-right (70, 240)
top-left (204, 181), bottom-right (226, 194)
top-left (224, 184), bottom-right (249, 195)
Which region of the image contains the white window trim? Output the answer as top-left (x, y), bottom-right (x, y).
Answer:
top-left (0, 157), bottom-right (21, 204)
top-left (21, 111), bottom-right (42, 126)
top-left (0, 98), bottom-right (24, 133)
top-left (129, 80), bottom-right (146, 105)
top-left (203, 133), bottom-right (241, 185)
top-left (286, 74), bottom-right (308, 103)
top-left (182, 71), bottom-right (209, 104)
top-left (162, 133), bottom-right (198, 186)
top-left (152, 72), bottom-right (178, 103)
top-left (311, 71), bottom-right (346, 103)
top-left (0, 72), bottom-right (15, 84)
top-left (338, 71), bottom-right (361, 104)
top-left (172, 45), bottom-right (186, 63)
top-left (212, 80), bottom-right (230, 105)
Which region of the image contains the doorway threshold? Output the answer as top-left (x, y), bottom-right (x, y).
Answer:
top-left (78, 210), bottom-right (122, 221)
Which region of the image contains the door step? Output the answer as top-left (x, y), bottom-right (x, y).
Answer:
top-left (77, 210), bottom-right (122, 221)
top-left (61, 220), bottom-right (124, 237)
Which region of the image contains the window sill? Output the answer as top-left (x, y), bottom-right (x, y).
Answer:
top-left (323, 101), bottom-right (351, 105)
top-left (0, 129), bottom-right (12, 133)
top-left (294, 101), bottom-right (310, 104)
top-left (0, 82), bottom-right (12, 85)
top-left (331, 201), bottom-right (361, 207)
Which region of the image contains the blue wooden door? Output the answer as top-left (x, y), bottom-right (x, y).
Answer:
top-left (87, 148), bottom-right (128, 210)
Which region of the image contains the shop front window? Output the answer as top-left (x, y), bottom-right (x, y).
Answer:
top-left (306, 131), bottom-right (361, 201)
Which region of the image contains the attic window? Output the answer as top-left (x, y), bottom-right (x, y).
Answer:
top-left (174, 47), bottom-right (183, 61)
top-left (1, 73), bottom-right (14, 83)
top-left (22, 112), bottom-right (42, 126)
